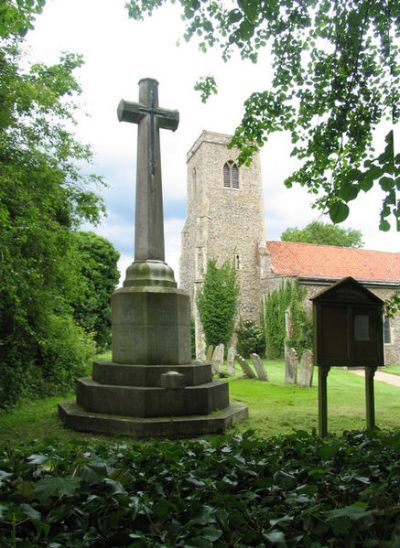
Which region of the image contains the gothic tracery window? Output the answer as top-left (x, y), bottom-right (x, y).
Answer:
top-left (223, 161), bottom-right (239, 189)
top-left (384, 316), bottom-right (392, 344)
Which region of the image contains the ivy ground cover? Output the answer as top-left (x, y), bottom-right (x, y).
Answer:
top-left (1, 430), bottom-right (400, 546)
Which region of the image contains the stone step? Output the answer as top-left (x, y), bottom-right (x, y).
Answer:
top-left (58, 400), bottom-right (249, 439)
top-left (76, 377), bottom-right (229, 418)
top-left (92, 360), bottom-right (212, 387)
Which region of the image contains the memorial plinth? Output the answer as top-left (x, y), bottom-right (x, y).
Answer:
top-left (59, 78), bottom-right (247, 438)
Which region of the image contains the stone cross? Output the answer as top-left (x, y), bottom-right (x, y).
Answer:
top-left (117, 78), bottom-right (179, 262)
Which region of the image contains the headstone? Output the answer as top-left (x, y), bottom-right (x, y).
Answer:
top-left (299, 349), bottom-right (314, 387)
top-left (211, 344), bottom-right (224, 375)
top-left (236, 354), bottom-right (257, 379)
top-left (227, 346), bottom-right (236, 376)
top-left (284, 307), bottom-right (297, 384)
top-left (285, 347), bottom-right (298, 384)
top-left (206, 345), bottom-right (214, 363)
top-left (251, 353), bottom-right (269, 381)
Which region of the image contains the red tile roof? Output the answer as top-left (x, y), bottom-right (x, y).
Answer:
top-left (265, 241), bottom-right (400, 283)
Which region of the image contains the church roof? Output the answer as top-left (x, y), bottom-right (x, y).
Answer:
top-left (265, 241), bottom-right (400, 284)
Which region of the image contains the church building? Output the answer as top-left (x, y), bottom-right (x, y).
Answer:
top-left (179, 131), bottom-right (400, 364)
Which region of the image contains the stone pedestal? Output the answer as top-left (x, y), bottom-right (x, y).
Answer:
top-left (59, 260), bottom-right (248, 438)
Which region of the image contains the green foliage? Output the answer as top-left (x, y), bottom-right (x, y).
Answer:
top-left (0, 0), bottom-right (45, 38)
top-left (236, 319), bottom-right (266, 358)
top-left (71, 232), bottom-right (120, 351)
top-left (1, 430), bottom-right (400, 545)
top-left (281, 221), bottom-right (364, 248)
top-left (0, 1), bottom-right (103, 408)
top-left (285, 295), bottom-right (314, 359)
top-left (386, 290), bottom-right (400, 318)
top-left (263, 281), bottom-right (312, 359)
top-left (194, 74), bottom-right (217, 103)
top-left (190, 316), bottom-right (196, 359)
top-left (126, 0), bottom-right (399, 230)
top-left (197, 259), bottom-right (239, 349)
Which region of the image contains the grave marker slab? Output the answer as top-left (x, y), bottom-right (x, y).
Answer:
top-left (299, 350), bottom-right (313, 387)
top-left (236, 354), bottom-right (257, 378)
top-left (251, 353), bottom-right (269, 381)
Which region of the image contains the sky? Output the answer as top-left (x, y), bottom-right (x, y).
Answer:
top-left (26, 0), bottom-right (399, 284)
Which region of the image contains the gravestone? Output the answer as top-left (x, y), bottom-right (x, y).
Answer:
top-left (236, 354), bottom-right (257, 378)
top-left (206, 345), bottom-right (214, 363)
top-left (299, 350), bottom-right (314, 387)
top-left (58, 78), bottom-right (248, 437)
top-left (251, 353), bottom-right (269, 381)
top-left (211, 344), bottom-right (224, 375)
top-left (227, 346), bottom-right (236, 376)
top-left (285, 347), bottom-right (298, 384)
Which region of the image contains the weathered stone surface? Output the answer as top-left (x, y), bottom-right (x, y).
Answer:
top-left (236, 354), bottom-right (256, 378)
top-left (58, 401), bottom-right (249, 439)
top-left (206, 345), bottom-right (214, 362)
top-left (160, 371), bottom-right (185, 389)
top-left (285, 347), bottom-right (298, 384)
top-left (93, 361), bottom-right (212, 387)
top-left (227, 346), bottom-right (236, 375)
top-left (211, 344), bottom-right (224, 375)
top-left (299, 349), bottom-right (314, 387)
top-left (118, 78), bottom-right (178, 262)
top-left (111, 286), bottom-right (191, 365)
top-left (250, 353), bottom-right (269, 381)
top-left (179, 131), bottom-right (265, 357)
top-left (76, 377), bottom-right (229, 418)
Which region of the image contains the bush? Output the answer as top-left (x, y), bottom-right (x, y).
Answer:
top-left (262, 281), bottom-right (312, 359)
top-left (197, 259), bottom-right (239, 349)
top-left (1, 430), bottom-right (400, 546)
top-left (0, 315), bottom-right (94, 410)
top-left (236, 319), bottom-right (266, 358)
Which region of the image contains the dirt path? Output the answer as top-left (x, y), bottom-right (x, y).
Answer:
top-left (351, 369), bottom-right (400, 387)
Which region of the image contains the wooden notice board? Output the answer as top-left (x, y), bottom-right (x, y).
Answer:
top-left (311, 277), bottom-right (384, 435)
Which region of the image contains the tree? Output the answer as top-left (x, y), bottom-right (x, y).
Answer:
top-left (0, 1), bottom-right (104, 407)
top-left (196, 259), bottom-right (239, 349)
top-left (281, 221), bottom-right (364, 247)
top-left (126, 0), bottom-right (399, 231)
top-left (262, 281), bottom-right (312, 360)
top-left (236, 320), bottom-right (266, 358)
top-left (72, 232), bottom-right (120, 351)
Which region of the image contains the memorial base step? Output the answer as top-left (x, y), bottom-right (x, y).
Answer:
top-left (58, 401), bottom-right (248, 439)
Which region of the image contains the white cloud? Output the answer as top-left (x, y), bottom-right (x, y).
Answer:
top-left (25, 0), bottom-right (398, 282)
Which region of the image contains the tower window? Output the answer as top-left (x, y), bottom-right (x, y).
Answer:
top-left (383, 316), bottom-right (391, 344)
top-left (235, 254), bottom-right (240, 270)
top-left (192, 167), bottom-right (197, 196)
top-left (223, 161), bottom-right (239, 189)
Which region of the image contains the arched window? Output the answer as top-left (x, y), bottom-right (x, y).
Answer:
top-left (235, 254), bottom-right (240, 270)
top-left (192, 167), bottom-right (197, 196)
top-left (384, 316), bottom-right (391, 344)
top-left (223, 161), bottom-right (239, 189)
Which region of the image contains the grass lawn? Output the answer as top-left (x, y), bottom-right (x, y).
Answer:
top-left (1, 359), bottom-right (400, 447)
top-left (380, 364), bottom-right (400, 376)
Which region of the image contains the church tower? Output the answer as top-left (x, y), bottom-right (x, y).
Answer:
top-left (180, 131), bottom-right (265, 356)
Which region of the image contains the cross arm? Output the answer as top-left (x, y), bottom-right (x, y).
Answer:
top-left (157, 109), bottom-right (179, 132)
top-left (117, 99), bottom-right (143, 124)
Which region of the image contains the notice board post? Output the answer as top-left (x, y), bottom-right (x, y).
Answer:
top-left (312, 277), bottom-right (384, 437)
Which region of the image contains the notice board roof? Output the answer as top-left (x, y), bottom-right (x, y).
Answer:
top-left (311, 277), bottom-right (384, 305)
